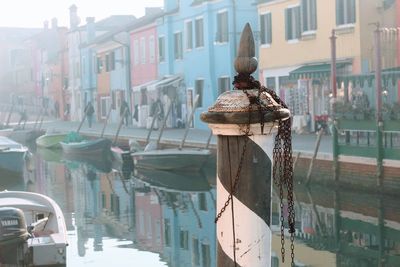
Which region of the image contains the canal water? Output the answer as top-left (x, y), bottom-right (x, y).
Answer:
top-left (1, 146), bottom-right (399, 267)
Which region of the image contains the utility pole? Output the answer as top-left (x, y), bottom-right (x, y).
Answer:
top-left (330, 29), bottom-right (340, 182)
top-left (374, 25), bottom-right (384, 186)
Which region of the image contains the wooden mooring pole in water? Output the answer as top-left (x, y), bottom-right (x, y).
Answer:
top-left (201, 24), bottom-right (292, 267)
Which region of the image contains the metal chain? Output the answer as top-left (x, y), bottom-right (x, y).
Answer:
top-left (215, 74), bottom-right (295, 267)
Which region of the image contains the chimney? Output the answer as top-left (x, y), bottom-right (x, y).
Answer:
top-left (51, 18), bottom-right (58, 29)
top-left (43, 20), bottom-right (49, 30)
top-left (86, 17), bottom-right (96, 42)
top-left (69, 4), bottom-right (79, 30)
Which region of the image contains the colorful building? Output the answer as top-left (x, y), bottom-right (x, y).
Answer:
top-left (257, 0), bottom-right (397, 131)
top-left (157, 0), bottom-right (259, 129)
top-left (130, 9), bottom-right (163, 128)
top-left (67, 4), bottom-right (134, 122)
top-left (85, 10), bottom-right (163, 124)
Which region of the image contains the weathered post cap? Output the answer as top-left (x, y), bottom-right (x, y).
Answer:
top-left (200, 23), bottom-right (290, 135)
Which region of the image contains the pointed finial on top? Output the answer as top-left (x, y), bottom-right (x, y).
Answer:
top-left (234, 23), bottom-right (258, 76)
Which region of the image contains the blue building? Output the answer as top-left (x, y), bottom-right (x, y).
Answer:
top-left (75, 11), bottom-right (135, 122)
top-left (157, 0), bottom-right (259, 129)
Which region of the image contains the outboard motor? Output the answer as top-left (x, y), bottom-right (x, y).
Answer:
top-left (0, 207), bottom-right (29, 265)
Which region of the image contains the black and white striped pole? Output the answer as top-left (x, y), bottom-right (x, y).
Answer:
top-left (201, 24), bottom-right (292, 266)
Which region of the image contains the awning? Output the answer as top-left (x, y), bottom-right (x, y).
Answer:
top-left (289, 63), bottom-right (348, 80)
top-left (132, 79), bottom-right (161, 92)
top-left (147, 74), bottom-right (183, 92)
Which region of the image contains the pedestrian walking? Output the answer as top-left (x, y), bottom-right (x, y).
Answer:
top-left (120, 100), bottom-right (130, 126)
top-left (54, 101), bottom-right (60, 119)
top-left (84, 102), bottom-right (95, 128)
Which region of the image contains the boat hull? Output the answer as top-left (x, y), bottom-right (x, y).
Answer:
top-left (60, 138), bottom-right (112, 155)
top-left (0, 191), bottom-right (68, 266)
top-left (36, 134), bottom-right (66, 149)
top-left (0, 136), bottom-right (28, 174)
top-left (0, 151), bottom-right (26, 174)
top-left (131, 148), bottom-right (211, 171)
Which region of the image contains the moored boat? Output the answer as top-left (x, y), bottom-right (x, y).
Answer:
top-left (60, 137), bottom-right (112, 155)
top-left (36, 132), bottom-right (67, 149)
top-left (131, 147), bottom-right (211, 171)
top-left (0, 136), bottom-right (29, 174)
top-left (0, 190), bottom-right (68, 266)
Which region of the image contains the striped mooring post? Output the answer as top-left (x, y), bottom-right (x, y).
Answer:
top-left (201, 24), bottom-right (293, 266)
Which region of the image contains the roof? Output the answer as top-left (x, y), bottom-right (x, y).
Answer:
top-left (84, 10), bottom-right (163, 47)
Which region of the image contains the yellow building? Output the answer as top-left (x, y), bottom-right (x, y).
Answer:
top-left (257, 0), bottom-right (396, 130)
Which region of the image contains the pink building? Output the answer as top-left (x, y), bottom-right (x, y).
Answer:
top-left (130, 9), bottom-right (162, 87)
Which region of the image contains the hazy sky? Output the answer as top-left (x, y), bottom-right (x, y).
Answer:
top-left (0, 0), bottom-right (163, 28)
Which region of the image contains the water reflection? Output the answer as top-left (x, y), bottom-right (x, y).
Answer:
top-left (1, 147), bottom-right (400, 267)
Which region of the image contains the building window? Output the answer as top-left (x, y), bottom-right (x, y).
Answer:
top-left (133, 39), bottom-right (139, 65)
top-left (180, 230), bottom-right (189, 250)
top-left (164, 219), bottom-right (171, 247)
top-left (198, 193), bottom-right (208, 211)
top-left (158, 36), bottom-right (165, 62)
top-left (301, 0), bottom-right (317, 32)
top-left (201, 243), bottom-right (211, 267)
top-left (149, 35), bottom-right (155, 63)
top-left (105, 54), bottom-right (110, 72)
top-left (195, 79), bottom-right (204, 108)
top-left (174, 32), bottom-right (183, 60)
top-left (216, 11), bottom-right (228, 43)
top-left (285, 6), bottom-right (301, 41)
top-left (195, 18), bottom-right (204, 48)
top-left (192, 238), bottom-right (200, 265)
top-left (260, 13), bottom-right (272, 45)
top-left (110, 50), bottom-right (116, 70)
top-left (185, 20), bottom-right (193, 50)
top-left (100, 97), bottom-right (109, 118)
top-left (140, 37), bottom-right (146, 64)
top-left (96, 57), bottom-right (102, 73)
top-left (218, 77), bottom-right (230, 95)
top-left (336, 0), bottom-right (356, 26)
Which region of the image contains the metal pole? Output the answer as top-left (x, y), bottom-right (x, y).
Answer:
top-left (179, 94), bottom-right (199, 150)
top-left (330, 29), bottom-right (340, 182)
top-left (156, 100), bottom-right (173, 147)
top-left (374, 26), bottom-right (384, 185)
top-left (113, 107), bottom-right (128, 145)
top-left (100, 105), bottom-right (113, 138)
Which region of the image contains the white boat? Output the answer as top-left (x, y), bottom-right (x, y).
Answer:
top-left (0, 136), bottom-right (29, 174)
top-left (0, 191), bottom-right (68, 266)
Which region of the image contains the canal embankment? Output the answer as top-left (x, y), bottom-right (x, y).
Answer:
top-left (14, 119), bottom-right (400, 194)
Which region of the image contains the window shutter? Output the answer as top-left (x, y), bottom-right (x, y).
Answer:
top-left (301, 0), bottom-right (308, 32)
top-left (349, 0), bottom-right (356, 24)
top-left (260, 15), bottom-right (266, 44)
top-left (267, 13), bottom-right (272, 44)
top-left (285, 8), bottom-right (289, 40)
top-left (311, 0), bottom-right (317, 30)
top-left (295, 7), bottom-right (301, 38)
top-left (217, 14), bottom-right (222, 42)
top-left (336, 0), bottom-right (343, 25)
